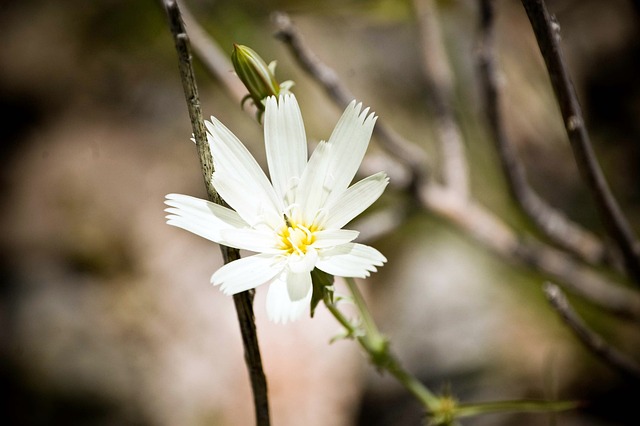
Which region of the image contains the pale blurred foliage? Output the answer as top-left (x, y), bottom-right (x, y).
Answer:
top-left (1, 0), bottom-right (639, 425)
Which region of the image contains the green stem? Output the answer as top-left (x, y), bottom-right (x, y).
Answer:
top-left (322, 290), bottom-right (357, 336)
top-left (322, 279), bottom-right (578, 425)
top-left (383, 354), bottom-right (440, 409)
top-left (454, 399), bottom-right (580, 418)
top-left (344, 277), bottom-right (382, 340)
top-left (325, 278), bottom-right (439, 410)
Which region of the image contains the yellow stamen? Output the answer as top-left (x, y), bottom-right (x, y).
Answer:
top-left (277, 220), bottom-right (317, 255)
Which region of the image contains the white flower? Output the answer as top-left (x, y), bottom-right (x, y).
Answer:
top-left (165, 94), bottom-right (388, 323)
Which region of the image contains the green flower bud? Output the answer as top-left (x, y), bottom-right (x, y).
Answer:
top-left (231, 44), bottom-right (293, 118)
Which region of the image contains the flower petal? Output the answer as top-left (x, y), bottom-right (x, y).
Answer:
top-left (266, 275), bottom-right (312, 324)
top-left (212, 254), bottom-right (285, 295)
top-left (211, 172), bottom-right (281, 229)
top-left (286, 270), bottom-right (312, 301)
top-left (312, 229), bottom-right (359, 248)
top-left (165, 193), bottom-right (247, 243)
top-left (165, 194), bottom-right (246, 226)
top-left (205, 117), bottom-right (283, 224)
top-left (321, 172), bottom-right (389, 229)
top-left (316, 243), bottom-right (386, 278)
top-left (219, 228), bottom-right (280, 254)
top-left (295, 141), bottom-right (332, 224)
top-left (323, 101), bottom-right (377, 206)
top-left (264, 95), bottom-right (307, 203)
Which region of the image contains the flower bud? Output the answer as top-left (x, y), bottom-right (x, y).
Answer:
top-left (232, 44), bottom-right (293, 116)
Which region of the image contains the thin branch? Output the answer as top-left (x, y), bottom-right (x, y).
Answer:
top-left (164, 0), bottom-right (214, 201)
top-left (421, 185), bottom-right (640, 321)
top-left (476, 0), bottom-right (609, 266)
top-left (413, 0), bottom-right (469, 197)
top-left (162, 2), bottom-right (270, 425)
top-left (520, 0), bottom-right (640, 284)
top-left (271, 11), bottom-right (428, 183)
top-left (273, 10), bottom-right (640, 321)
top-left (543, 283), bottom-right (640, 379)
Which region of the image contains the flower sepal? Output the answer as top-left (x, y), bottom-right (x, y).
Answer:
top-left (310, 268), bottom-right (334, 317)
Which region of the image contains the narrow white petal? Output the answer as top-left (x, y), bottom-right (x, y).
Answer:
top-left (166, 216), bottom-right (224, 245)
top-left (286, 270), bottom-right (312, 301)
top-left (165, 193), bottom-right (247, 228)
top-left (164, 194), bottom-right (247, 244)
top-left (167, 213), bottom-right (271, 252)
top-left (219, 228), bottom-right (280, 254)
top-left (211, 172), bottom-right (282, 229)
top-left (264, 95), bottom-right (307, 203)
top-left (312, 229), bottom-right (359, 248)
top-left (321, 172), bottom-right (389, 229)
top-left (295, 141), bottom-right (332, 223)
top-left (323, 102), bottom-right (377, 206)
top-left (266, 276), bottom-right (312, 324)
top-left (205, 117), bottom-right (283, 222)
top-left (212, 254), bottom-right (285, 295)
top-left (316, 243), bottom-right (386, 278)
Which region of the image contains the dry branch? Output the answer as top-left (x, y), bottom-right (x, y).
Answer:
top-left (520, 0), bottom-right (640, 284)
top-left (544, 283), bottom-right (640, 379)
top-left (413, 0), bottom-right (469, 197)
top-left (421, 186), bottom-right (640, 321)
top-left (477, 0), bottom-right (609, 266)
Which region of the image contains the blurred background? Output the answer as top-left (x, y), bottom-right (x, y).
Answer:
top-left (1, 0), bottom-right (639, 424)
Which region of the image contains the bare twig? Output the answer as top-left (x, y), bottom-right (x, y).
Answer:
top-left (413, 0), bottom-right (469, 197)
top-left (543, 283), bottom-right (640, 379)
top-left (162, 2), bottom-right (270, 424)
top-left (164, 0), bottom-right (214, 200)
top-left (273, 10), bottom-right (640, 321)
top-left (520, 0), bottom-right (640, 284)
top-left (476, 0), bottom-right (609, 266)
top-left (421, 186), bottom-right (640, 321)
top-left (272, 11), bottom-right (428, 183)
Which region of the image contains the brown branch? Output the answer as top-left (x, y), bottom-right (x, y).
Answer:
top-left (164, 0), bottom-right (214, 200)
top-left (421, 186), bottom-right (640, 321)
top-left (273, 10), bottom-right (640, 321)
top-left (543, 283), bottom-right (640, 379)
top-left (271, 11), bottom-right (428, 183)
top-left (476, 0), bottom-right (609, 266)
top-left (520, 0), bottom-right (640, 284)
top-left (413, 0), bottom-right (469, 197)
top-left (162, 2), bottom-right (270, 425)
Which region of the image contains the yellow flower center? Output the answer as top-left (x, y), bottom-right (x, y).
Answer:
top-left (277, 217), bottom-right (317, 255)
